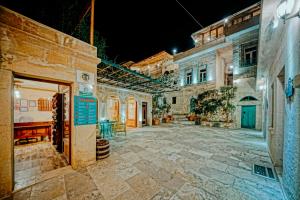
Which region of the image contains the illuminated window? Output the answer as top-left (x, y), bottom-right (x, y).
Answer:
top-left (217, 26), bottom-right (224, 37)
top-left (186, 70), bottom-right (192, 85)
top-left (199, 69), bottom-right (207, 83)
top-left (210, 29), bottom-right (217, 40)
top-left (243, 46), bottom-right (257, 66)
top-left (243, 14), bottom-right (251, 21)
top-left (38, 98), bottom-right (52, 111)
top-left (203, 32), bottom-right (210, 43)
top-left (253, 9), bottom-right (260, 17)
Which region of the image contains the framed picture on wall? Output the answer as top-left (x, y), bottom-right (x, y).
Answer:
top-left (14, 99), bottom-right (20, 111)
top-left (20, 99), bottom-right (28, 107)
top-left (20, 107), bottom-right (28, 112)
top-left (29, 100), bottom-right (36, 107)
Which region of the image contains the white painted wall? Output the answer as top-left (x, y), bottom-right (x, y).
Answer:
top-left (14, 87), bottom-right (56, 122)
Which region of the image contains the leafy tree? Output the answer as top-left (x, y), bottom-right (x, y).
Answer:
top-left (152, 94), bottom-right (171, 119)
top-left (195, 86), bottom-right (236, 122)
top-left (220, 86), bottom-right (237, 122)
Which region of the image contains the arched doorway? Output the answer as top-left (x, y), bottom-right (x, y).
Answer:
top-left (240, 96), bottom-right (258, 129)
top-left (127, 97), bottom-right (137, 127)
top-left (107, 96), bottom-right (120, 121)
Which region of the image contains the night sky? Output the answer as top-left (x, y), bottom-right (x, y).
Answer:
top-left (1, 0), bottom-right (260, 62)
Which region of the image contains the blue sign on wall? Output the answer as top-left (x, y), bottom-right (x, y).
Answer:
top-left (285, 78), bottom-right (294, 98)
top-left (74, 96), bottom-right (97, 126)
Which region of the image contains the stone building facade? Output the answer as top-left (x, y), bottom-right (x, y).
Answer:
top-left (0, 6), bottom-right (100, 197)
top-left (257, 0), bottom-right (300, 199)
top-left (164, 3), bottom-right (262, 130)
top-left (97, 84), bottom-right (152, 128)
top-left (130, 51), bottom-right (178, 78)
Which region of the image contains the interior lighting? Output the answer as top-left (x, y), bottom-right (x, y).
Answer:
top-left (14, 90), bottom-right (20, 99)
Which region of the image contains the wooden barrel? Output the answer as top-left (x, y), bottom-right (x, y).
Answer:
top-left (96, 139), bottom-right (110, 160)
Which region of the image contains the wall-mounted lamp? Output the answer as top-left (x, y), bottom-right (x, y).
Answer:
top-left (14, 90), bottom-right (21, 99)
top-left (277, 0), bottom-right (299, 22)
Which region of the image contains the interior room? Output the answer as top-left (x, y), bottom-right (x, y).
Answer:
top-left (13, 78), bottom-right (71, 190)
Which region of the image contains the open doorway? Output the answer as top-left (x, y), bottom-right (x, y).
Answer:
top-left (126, 97), bottom-right (137, 128)
top-left (142, 102), bottom-right (148, 126)
top-left (107, 96), bottom-right (120, 122)
top-left (13, 77), bottom-right (71, 190)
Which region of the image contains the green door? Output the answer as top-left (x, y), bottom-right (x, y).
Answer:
top-left (241, 105), bottom-right (256, 129)
top-left (190, 98), bottom-right (196, 113)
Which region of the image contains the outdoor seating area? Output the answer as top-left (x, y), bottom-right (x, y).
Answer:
top-left (98, 120), bottom-right (126, 139)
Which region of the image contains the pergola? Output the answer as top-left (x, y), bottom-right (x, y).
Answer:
top-left (97, 59), bottom-right (179, 94)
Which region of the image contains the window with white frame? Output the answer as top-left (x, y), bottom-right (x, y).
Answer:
top-left (199, 68), bottom-right (207, 83)
top-left (186, 70), bottom-right (192, 85)
top-left (242, 45), bottom-right (257, 67)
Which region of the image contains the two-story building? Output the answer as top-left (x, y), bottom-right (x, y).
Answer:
top-left (130, 51), bottom-right (178, 78)
top-left (165, 3), bottom-right (262, 130)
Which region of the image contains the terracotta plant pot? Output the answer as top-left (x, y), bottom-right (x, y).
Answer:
top-left (152, 118), bottom-right (160, 125)
top-left (162, 117), bottom-right (171, 123)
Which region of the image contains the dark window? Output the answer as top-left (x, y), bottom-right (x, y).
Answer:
top-left (186, 71), bottom-right (192, 85)
top-left (199, 69), bottom-right (207, 83)
top-left (172, 97), bottom-right (176, 104)
top-left (242, 45), bottom-right (257, 67)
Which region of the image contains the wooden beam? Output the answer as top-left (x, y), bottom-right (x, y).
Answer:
top-left (90, 0), bottom-right (95, 46)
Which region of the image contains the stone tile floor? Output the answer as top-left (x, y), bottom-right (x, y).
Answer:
top-left (14, 142), bottom-right (68, 190)
top-left (11, 125), bottom-right (284, 200)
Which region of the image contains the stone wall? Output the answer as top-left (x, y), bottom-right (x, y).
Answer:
top-left (258, 0), bottom-right (300, 199)
top-left (177, 51), bottom-right (216, 86)
top-left (97, 84), bottom-right (152, 127)
top-left (0, 6), bottom-right (100, 197)
top-left (234, 77), bottom-right (262, 130)
top-left (165, 82), bottom-right (216, 114)
top-left (229, 27), bottom-right (262, 130)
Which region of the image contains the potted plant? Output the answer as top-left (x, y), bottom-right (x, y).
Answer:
top-left (152, 94), bottom-right (171, 125)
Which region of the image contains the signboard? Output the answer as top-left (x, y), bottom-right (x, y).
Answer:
top-left (79, 83), bottom-right (93, 97)
top-left (285, 78), bottom-right (294, 98)
top-left (74, 96), bottom-right (97, 126)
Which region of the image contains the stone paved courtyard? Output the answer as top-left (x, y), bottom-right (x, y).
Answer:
top-left (12, 125), bottom-right (284, 200)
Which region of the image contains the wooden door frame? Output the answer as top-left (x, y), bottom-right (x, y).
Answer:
top-left (13, 74), bottom-right (72, 164)
top-left (126, 99), bottom-right (137, 128)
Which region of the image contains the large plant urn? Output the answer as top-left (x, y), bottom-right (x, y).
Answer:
top-left (162, 117), bottom-right (171, 123)
top-left (195, 117), bottom-right (201, 125)
top-left (96, 139), bottom-right (110, 160)
top-left (152, 118), bottom-right (160, 125)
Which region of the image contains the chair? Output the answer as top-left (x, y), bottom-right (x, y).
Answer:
top-left (99, 120), bottom-right (113, 139)
top-left (112, 122), bottom-right (126, 136)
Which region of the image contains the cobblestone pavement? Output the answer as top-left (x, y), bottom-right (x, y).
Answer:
top-left (11, 125), bottom-right (284, 200)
